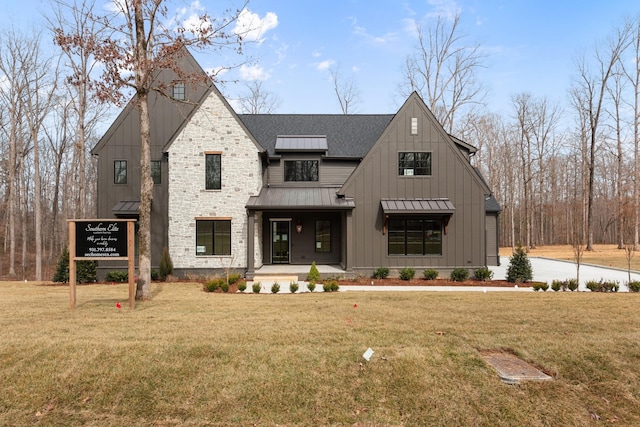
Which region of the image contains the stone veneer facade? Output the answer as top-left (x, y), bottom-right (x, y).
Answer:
top-left (167, 89), bottom-right (263, 273)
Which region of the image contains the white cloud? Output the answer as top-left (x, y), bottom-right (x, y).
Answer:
top-left (426, 0), bottom-right (461, 20)
top-left (234, 9), bottom-right (278, 44)
top-left (316, 59), bottom-right (335, 72)
top-left (240, 64), bottom-right (270, 81)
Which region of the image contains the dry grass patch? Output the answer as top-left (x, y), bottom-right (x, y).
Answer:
top-left (501, 244), bottom-right (640, 271)
top-left (1, 282), bottom-right (640, 425)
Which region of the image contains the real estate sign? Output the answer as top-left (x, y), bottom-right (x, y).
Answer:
top-left (75, 221), bottom-right (128, 258)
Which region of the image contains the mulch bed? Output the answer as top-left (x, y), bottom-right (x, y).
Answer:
top-left (336, 278), bottom-right (529, 287)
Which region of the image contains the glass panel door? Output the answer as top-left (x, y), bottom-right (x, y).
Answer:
top-left (272, 221), bottom-right (290, 264)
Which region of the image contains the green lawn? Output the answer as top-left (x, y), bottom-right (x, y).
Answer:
top-left (1, 281), bottom-right (639, 426)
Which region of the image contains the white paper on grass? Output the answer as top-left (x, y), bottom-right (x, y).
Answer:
top-left (363, 347), bottom-right (374, 361)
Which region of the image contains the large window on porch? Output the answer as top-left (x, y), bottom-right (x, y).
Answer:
top-left (388, 218), bottom-right (442, 255)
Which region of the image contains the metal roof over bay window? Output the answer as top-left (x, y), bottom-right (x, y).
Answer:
top-left (380, 198), bottom-right (455, 214)
top-left (275, 135), bottom-right (328, 152)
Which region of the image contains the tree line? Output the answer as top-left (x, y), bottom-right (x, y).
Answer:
top-left (1, 3), bottom-right (640, 282)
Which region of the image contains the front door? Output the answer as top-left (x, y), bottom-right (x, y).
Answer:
top-left (272, 220), bottom-right (290, 264)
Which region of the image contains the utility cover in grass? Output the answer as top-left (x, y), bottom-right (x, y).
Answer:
top-left (481, 351), bottom-right (553, 385)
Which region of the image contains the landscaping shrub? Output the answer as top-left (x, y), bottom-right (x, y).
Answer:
top-left (227, 273), bottom-right (242, 285)
top-left (105, 270), bottom-right (128, 283)
top-left (220, 282), bottom-right (230, 293)
top-left (307, 282), bottom-right (316, 292)
top-left (322, 280), bottom-right (339, 292)
top-left (372, 267), bottom-right (390, 279)
top-left (204, 278), bottom-right (225, 292)
top-left (290, 281), bottom-right (299, 293)
top-left (399, 267), bottom-right (415, 281)
top-left (307, 262), bottom-right (321, 290)
top-left (331, 281), bottom-right (339, 292)
top-left (52, 247), bottom-right (96, 284)
top-left (423, 269), bottom-right (439, 280)
top-left (628, 281), bottom-right (640, 293)
top-left (566, 278), bottom-right (579, 291)
top-left (271, 282), bottom-right (280, 294)
top-left (506, 243), bottom-right (533, 283)
top-left (532, 282), bottom-right (549, 292)
top-left (158, 246), bottom-right (173, 280)
top-left (252, 282), bottom-right (262, 294)
top-left (586, 279), bottom-right (619, 293)
top-left (551, 280), bottom-right (562, 292)
top-left (237, 281), bottom-right (247, 292)
top-left (450, 268), bottom-right (469, 282)
top-left (473, 267), bottom-right (493, 282)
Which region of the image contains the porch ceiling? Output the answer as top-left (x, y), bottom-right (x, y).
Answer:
top-left (246, 187), bottom-right (355, 210)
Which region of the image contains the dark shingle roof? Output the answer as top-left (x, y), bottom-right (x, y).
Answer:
top-left (238, 114), bottom-right (394, 158)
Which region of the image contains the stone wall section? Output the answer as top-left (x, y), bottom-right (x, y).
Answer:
top-left (167, 90), bottom-right (263, 271)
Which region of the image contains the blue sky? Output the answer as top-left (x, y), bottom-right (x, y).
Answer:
top-left (6, 0), bottom-right (640, 117)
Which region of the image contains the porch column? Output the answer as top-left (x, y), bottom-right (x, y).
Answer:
top-left (247, 210), bottom-right (255, 278)
top-left (344, 209), bottom-right (353, 271)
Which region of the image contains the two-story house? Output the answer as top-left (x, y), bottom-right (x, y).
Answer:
top-left (92, 50), bottom-right (500, 279)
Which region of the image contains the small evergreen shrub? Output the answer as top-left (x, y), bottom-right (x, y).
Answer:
top-left (307, 262), bottom-right (321, 283)
top-left (506, 243), bottom-right (533, 283)
top-left (53, 247), bottom-right (96, 283)
top-left (399, 267), bottom-right (415, 281)
top-left (271, 282), bottom-right (280, 294)
top-left (105, 270), bottom-right (128, 283)
top-left (53, 247), bottom-right (70, 283)
top-left (473, 267), bottom-right (493, 282)
top-left (372, 267), bottom-right (390, 279)
top-left (323, 282), bottom-right (332, 292)
top-left (532, 282), bottom-right (549, 292)
top-left (220, 282), bottom-right (230, 293)
top-left (307, 282), bottom-right (316, 292)
top-left (322, 280), bottom-right (339, 292)
top-left (586, 279), bottom-right (619, 293)
top-left (204, 278), bottom-right (225, 292)
top-left (227, 273), bottom-right (242, 285)
top-left (423, 269), bottom-right (439, 280)
top-left (566, 278), bottom-right (579, 291)
top-left (450, 268), bottom-right (469, 282)
top-left (551, 280), bottom-right (562, 292)
top-left (151, 269), bottom-right (160, 281)
top-left (158, 246), bottom-right (173, 280)
top-left (290, 281), bottom-right (299, 293)
top-left (252, 282), bottom-right (262, 294)
top-left (237, 281), bottom-right (247, 292)
top-left (628, 281), bottom-right (640, 293)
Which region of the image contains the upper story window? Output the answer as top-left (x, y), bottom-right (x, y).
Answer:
top-left (114, 160), bottom-right (127, 184)
top-left (173, 82), bottom-right (186, 101)
top-left (284, 160), bottom-right (318, 182)
top-left (399, 152), bottom-right (431, 176)
top-left (205, 152), bottom-right (221, 190)
top-left (151, 160), bottom-right (161, 185)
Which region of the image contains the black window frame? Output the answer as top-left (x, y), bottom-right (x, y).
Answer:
top-left (151, 160), bottom-right (161, 185)
top-left (195, 219), bottom-right (231, 256)
top-left (205, 153), bottom-right (222, 190)
top-left (388, 217), bottom-right (443, 256)
top-left (114, 160), bottom-right (127, 184)
top-left (398, 152), bottom-right (432, 176)
top-left (315, 220), bottom-right (331, 253)
top-left (284, 160), bottom-right (319, 182)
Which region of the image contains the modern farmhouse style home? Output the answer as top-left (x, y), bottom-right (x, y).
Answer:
top-left (92, 50), bottom-right (500, 279)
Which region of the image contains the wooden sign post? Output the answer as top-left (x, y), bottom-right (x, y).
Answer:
top-left (68, 219), bottom-right (136, 310)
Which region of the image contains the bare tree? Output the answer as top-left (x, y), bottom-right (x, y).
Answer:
top-left (330, 65), bottom-right (360, 114)
top-left (571, 23), bottom-right (630, 250)
top-left (54, 0), bottom-right (249, 299)
top-left (237, 80), bottom-right (281, 113)
top-left (400, 13), bottom-right (486, 133)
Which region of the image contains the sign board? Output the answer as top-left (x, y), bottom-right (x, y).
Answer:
top-left (68, 219), bottom-right (136, 310)
top-left (75, 221), bottom-right (128, 258)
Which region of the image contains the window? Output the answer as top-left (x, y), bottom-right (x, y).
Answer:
top-left (388, 218), bottom-right (442, 255)
top-left (205, 153), bottom-right (221, 190)
top-left (151, 160), bottom-right (161, 185)
top-left (315, 220), bottom-right (331, 253)
top-left (173, 82), bottom-right (185, 100)
top-left (398, 152), bottom-right (431, 176)
top-left (411, 117), bottom-right (418, 135)
top-left (196, 219), bottom-right (231, 255)
top-left (284, 160), bottom-right (319, 182)
top-left (114, 160), bottom-right (127, 184)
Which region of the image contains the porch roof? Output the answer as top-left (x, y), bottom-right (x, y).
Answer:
top-left (246, 187), bottom-right (355, 210)
top-left (380, 198), bottom-right (455, 214)
top-left (112, 200), bottom-right (140, 216)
